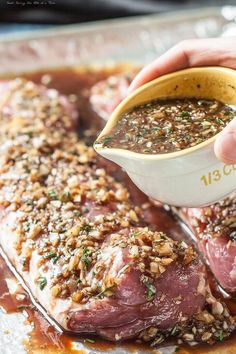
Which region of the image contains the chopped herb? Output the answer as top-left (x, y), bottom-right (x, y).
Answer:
top-left (73, 211), bottom-right (81, 217)
top-left (37, 276), bottom-right (47, 290)
top-left (112, 242), bottom-right (120, 248)
top-left (175, 347), bottom-right (180, 353)
top-left (25, 223), bottom-right (31, 232)
top-left (84, 338), bottom-right (96, 344)
top-left (81, 224), bottom-right (92, 234)
top-left (101, 137), bottom-right (111, 146)
top-left (170, 325), bottom-right (177, 336)
top-left (134, 134), bottom-right (142, 143)
top-left (61, 191), bottom-right (71, 202)
top-left (77, 278), bottom-right (82, 284)
top-left (25, 131), bottom-right (33, 138)
top-left (81, 248), bottom-right (91, 268)
top-left (26, 199), bottom-right (34, 206)
top-left (48, 190), bottom-right (58, 200)
top-left (97, 285), bottom-right (116, 299)
top-left (146, 283), bottom-right (156, 301)
top-left (141, 275), bottom-right (156, 301)
top-left (217, 330), bottom-right (224, 341)
top-left (45, 251), bottom-right (58, 264)
top-left (52, 256), bottom-right (59, 264)
top-left (180, 111), bottom-right (190, 117)
top-left (131, 230), bottom-right (141, 237)
top-left (142, 128), bottom-right (149, 135)
top-left (216, 117), bottom-right (225, 125)
top-left (45, 251), bottom-right (56, 259)
top-left (160, 233), bottom-right (167, 240)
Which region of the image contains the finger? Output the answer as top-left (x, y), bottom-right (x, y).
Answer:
top-left (214, 118), bottom-right (236, 164)
top-left (128, 37), bottom-right (236, 93)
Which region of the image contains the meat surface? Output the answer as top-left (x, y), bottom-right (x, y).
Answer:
top-left (89, 72), bottom-right (135, 121)
top-left (178, 195), bottom-right (236, 293)
top-left (0, 78), bottom-right (234, 346)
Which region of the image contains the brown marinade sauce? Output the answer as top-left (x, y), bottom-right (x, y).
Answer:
top-left (97, 98), bottom-right (235, 154)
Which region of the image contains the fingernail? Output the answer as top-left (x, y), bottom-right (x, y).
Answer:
top-left (214, 131), bottom-right (236, 163)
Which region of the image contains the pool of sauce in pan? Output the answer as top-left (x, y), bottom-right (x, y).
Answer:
top-left (0, 65), bottom-right (236, 354)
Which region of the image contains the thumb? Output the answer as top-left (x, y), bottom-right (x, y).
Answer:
top-left (214, 118), bottom-right (236, 164)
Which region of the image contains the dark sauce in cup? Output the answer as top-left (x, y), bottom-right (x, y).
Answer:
top-left (97, 98), bottom-right (236, 154)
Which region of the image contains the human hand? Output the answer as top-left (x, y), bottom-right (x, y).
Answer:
top-left (128, 37), bottom-right (236, 164)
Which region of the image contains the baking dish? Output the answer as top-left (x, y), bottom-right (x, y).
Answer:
top-left (0, 7), bottom-right (236, 354)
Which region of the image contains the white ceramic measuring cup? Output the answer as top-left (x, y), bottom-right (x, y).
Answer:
top-left (94, 67), bottom-right (236, 207)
